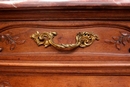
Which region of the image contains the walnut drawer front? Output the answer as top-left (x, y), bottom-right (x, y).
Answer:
top-left (0, 4), bottom-right (130, 87)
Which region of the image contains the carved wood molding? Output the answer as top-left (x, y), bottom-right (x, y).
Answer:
top-left (0, 9), bottom-right (130, 21)
top-left (0, 23), bottom-right (130, 33)
top-left (0, 60), bottom-right (130, 75)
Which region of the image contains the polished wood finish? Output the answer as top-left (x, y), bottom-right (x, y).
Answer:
top-left (1, 9), bottom-right (130, 21)
top-left (0, 60), bottom-right (130, 75)
top-left (0, 76), bottom-right (130, 87)
top-left (0, 0), bottom-right (130, 87)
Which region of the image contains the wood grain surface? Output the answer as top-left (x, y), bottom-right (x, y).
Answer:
top-left (0, 75), bottom-right (130, 87)
top-left (0, 3), bottom-right (130, 87)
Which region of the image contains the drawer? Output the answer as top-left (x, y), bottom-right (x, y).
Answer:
top-left (0, 21), bottom-right (129, 75)
top-left (0, 1), bottom-right (130, 87)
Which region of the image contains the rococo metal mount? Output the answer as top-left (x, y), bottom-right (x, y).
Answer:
top-left (31, 31), bottom-right (99, 50)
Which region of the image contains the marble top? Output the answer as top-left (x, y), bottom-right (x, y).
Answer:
top-left (0, 0), bottom-right (130, 9)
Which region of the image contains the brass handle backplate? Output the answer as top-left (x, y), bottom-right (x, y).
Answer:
top-left (31, 31), bottom-right (99, 50)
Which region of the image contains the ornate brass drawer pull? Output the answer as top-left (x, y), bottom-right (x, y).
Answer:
top-left (31, 31), bottom-right (99, 50)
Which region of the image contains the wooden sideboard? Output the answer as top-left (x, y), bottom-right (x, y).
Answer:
top-left (0, 0), bottom-right (130, 87)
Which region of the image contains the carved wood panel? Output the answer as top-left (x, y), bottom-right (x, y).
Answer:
top-left (0, 21), bottom-right (129, 75)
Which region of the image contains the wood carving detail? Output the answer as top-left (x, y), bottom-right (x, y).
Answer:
top-left (0, 23), bottom-right (130, 52)
top-left (0, 32), bottom-right (25, 51)
top-left (105, 32), bottom-right (130, 52)
top-left (0, 81), bottom-right (12, 87)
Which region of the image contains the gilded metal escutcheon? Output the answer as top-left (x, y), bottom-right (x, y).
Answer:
top-left (31, 31), bottom-right (99, 50)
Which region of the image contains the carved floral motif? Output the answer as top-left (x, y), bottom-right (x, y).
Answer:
top-left (0, 32), bottom-right (25, 51)
top-left (105, 32), bottom-right (130, 52)
top-left (0, 81), bottom-right (12, 87)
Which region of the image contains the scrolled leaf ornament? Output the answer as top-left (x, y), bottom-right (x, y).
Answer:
top-left (31, 31), bottom-right (99, 50)
top-left (105, 32), bottom-right (130, 52)
top-left (0, 32), bottom-right (25, 51)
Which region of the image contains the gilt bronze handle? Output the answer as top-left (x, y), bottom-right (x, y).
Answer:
top-left (31, 31), bottom-right (99, 50)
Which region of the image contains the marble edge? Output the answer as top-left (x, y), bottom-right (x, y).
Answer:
top-left (0, 1), bottom-right (130, 9)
